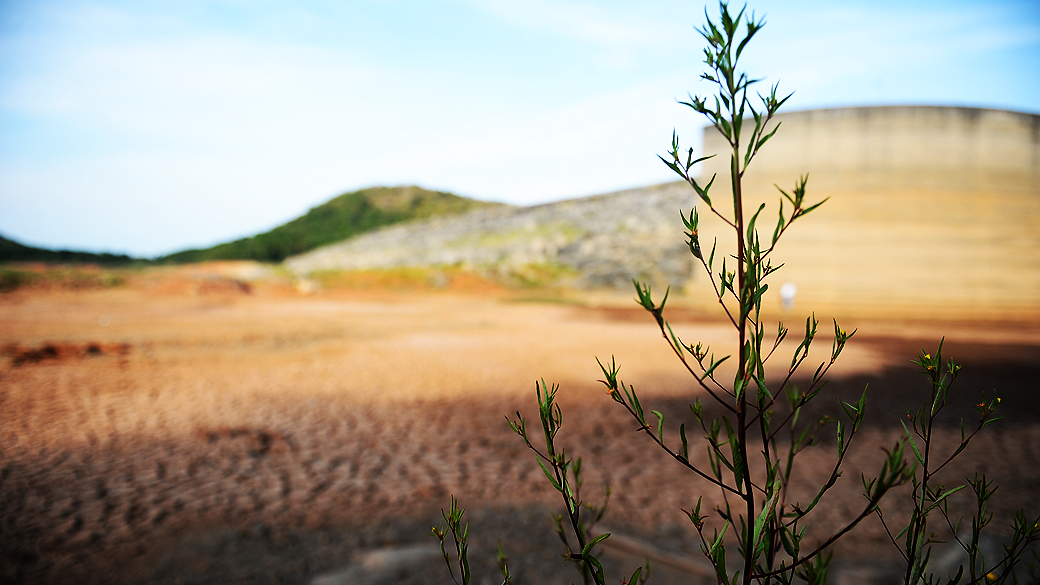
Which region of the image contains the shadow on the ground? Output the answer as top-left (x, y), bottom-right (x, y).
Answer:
top-left (3, 336), bottom-right (1037, 585)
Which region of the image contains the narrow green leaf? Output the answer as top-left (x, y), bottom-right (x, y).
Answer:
top-left (652, 410), bottom-right (665, 441)
top-left (536, 458), bottom-right (563, 493)
top-left (746, 203), bottom-right (766, 245)
top-left (588, 556), bottom-right (605, 582)
top-left (900, 420), bottom-right (926, 466)
top-left (719, 117), bottom-right (732, 140)
top-left (709, 521), bottom-right (729, 556)
top-left (680, 423), bottom-right (689, 460)
top-left (801, 197), bottom-right (829, 216)
top-left (698, 173), bottom-right (716, 207)
top-left (701, 355), bottom-right (730, 381)
top-left (930, 383), bottom-right (945, 416)
top-left (894, 522), bottom-right (913, 541)
top-left (925, 485), bottom-right (967, 513)
top-left (753, 480), bottom-right (782, 555)
top-left (756, 122), bottom-right (781, 150)
top-left (836, 420), bottom-right (845, 455)
top-left (628, 385), bottom-right (645, 423)
top-left (688, 154), bottom-right (716, 167)
top-left (780, 527), bottom-right (799, 559)
top-left (772, 202), bottom-right (785, 246)
top-left (752, 374), bottom-right (769, 405)
top-left (581, 532), bottom-right (610, 557)
top-left (982, 414), bottom-right (1006, 428)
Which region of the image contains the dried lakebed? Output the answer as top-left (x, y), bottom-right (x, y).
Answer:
top-left (2, 288), bottom-right (1038, 584)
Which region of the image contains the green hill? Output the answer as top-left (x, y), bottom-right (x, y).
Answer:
top-left (160, 185), bottom-right (498, 264)
top-left (0, 234), bottom-right (137, 265)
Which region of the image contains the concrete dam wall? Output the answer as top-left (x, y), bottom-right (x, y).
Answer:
top-left (695, 105), bottom-right (1040, 322)
top-left (288, 105), bottom-right (1039, 323)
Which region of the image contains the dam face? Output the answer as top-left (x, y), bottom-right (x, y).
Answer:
top-left (695, 106), bottom-right (1040, 322)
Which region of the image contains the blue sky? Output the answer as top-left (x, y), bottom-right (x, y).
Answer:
top-left (1, 0), bottom-right (1038, 257)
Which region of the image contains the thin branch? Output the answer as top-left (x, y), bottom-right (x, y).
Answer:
top-left (873, 508), bottom-right (910, 563)
top-left (655, 319), bottom-right (738, 414)
top-left (616, 399), bottom-right (744, 497)
top-left (754, 499), bottom-right (882, 579)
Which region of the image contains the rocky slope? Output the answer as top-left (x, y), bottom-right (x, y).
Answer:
top-left (285, 182), bottom-right (698, 290)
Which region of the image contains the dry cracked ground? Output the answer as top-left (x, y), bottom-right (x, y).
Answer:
top-left (1, 267), bottom-right (1039, 585)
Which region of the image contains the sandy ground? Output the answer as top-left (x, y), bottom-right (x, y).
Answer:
top-left (1, 267), bottom-right (1038, 584)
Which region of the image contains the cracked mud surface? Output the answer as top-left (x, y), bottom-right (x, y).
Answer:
top-left (2, 278), bottom-right (1038, 584)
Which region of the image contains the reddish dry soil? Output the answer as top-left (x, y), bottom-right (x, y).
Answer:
top-left (1, 272), bottom-right (1038, 584)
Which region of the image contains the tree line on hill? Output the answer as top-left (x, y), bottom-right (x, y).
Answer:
top-left (1, 186), bottom-right (493, 266)
top-left (0, 234), bottom-right (137, 265)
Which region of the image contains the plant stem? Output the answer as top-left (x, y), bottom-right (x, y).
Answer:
top-left (728, 95), bottom-right (757, 585)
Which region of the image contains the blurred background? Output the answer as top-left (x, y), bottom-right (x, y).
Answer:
top-left (1, 0), bottom-right (1037, 257)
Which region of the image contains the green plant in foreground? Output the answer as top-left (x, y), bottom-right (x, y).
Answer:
top-left (876, 344), bottom-right (1040, 585)
top-left (430, 496), bottom-right (518, 585)
top-left (435, 3), bottom-right (1038, 584)
top-left (507, 382), bottom-right (636, 585)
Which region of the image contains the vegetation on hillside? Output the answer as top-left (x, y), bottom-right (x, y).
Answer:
top-left (159, 185), bottom-right (497, 264)
top-left (0, 234), bottom-right (137, 265)
top-left (0, 265), bottom-right (127, 292)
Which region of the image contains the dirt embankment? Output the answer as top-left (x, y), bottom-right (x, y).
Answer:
top-left (1, 271), bottom-right (1038, 584)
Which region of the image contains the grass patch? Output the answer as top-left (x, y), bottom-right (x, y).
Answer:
top-left (497, 261), bottom-right (578, 289)
top-left (0, 265), bottom-right (128, 292)
top-left (307, 266), bottom-right (502, 293)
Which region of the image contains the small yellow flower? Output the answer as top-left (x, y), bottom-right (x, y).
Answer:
top-left (985, 572), bottom-right (998, 581)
